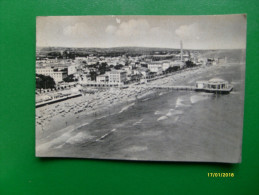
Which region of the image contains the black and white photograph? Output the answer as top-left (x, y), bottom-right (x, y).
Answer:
top-left (36, 15), bottom-right (246, 163)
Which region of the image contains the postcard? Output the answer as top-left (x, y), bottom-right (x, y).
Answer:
top-left (36, 15), bottom-right (246, 163)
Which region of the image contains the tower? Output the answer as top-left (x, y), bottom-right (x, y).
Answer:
top-left (180, 40), bottom-right (183, 61)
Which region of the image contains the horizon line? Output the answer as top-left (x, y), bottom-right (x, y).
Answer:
top-left (36, 45), bottom-right (246, 51)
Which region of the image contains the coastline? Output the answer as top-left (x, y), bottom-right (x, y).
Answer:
top-left (36, 64), bottom-right (222, 153)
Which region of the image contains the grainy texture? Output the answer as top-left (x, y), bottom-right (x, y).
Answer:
top-left (1, 0), bottom-right (259, 194)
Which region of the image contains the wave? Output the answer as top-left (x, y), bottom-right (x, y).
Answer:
top-left (157, 116), bottom-right (168, 121)
top-left (66, 132), bottom-right (96, 144)
top-left (137, 91), bottom-right (154, 99)
top-left (37, 130), bottom-right (73, 152)
top-left (119, 103), bottom-right (135, 113)
top-left (77, 122), bottom-right (89, 129)
top-left (96, 116), bottom-right (106, 120)
top-left (169, 109), bottom-right (183, 115)
top-left (165, 109), bottom-right (183, 119)
top-left (175, 97), bottom-right (190, 108)
top-left (54, 143), bottom-right (64, 149)
top-left (37, 122), bottom-right (90, 152)
top-left (133, 118), bottom-right (144, 126)
top-left (190, 95), bottom-right (209, 104)
top-left (166, 112), bottom-right (172, 117)
top-left (159, 92), bottom-right (165, 96)
top-left (95, 128), bottom-right (116, 142)
top-left (158, 111), bottom-right (181, 122)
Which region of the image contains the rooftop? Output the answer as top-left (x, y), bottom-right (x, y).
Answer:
top-left (208, 78), bottom-right (228, 83)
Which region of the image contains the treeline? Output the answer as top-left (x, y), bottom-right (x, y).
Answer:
top-left (37, 47), bottom-right (181, 59)
top-left (46, 50), bottom-right (76, 59)
top-left (185, 60), bottom-right (197, 68)
top-left (36, 74), bottom-right (55, 89)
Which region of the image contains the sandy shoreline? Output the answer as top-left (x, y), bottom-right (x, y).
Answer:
top-left (36, 65), bottom-right (221, 152)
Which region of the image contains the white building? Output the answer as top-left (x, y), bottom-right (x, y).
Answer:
top-left (148, 62), bottom-right (163, 75)
top-left (123, 66), bottom-right (132, 75)
top-left (75, 57), bottom-right (87, 61)
top-left (108, 70), bottom-right (127, 84)
top-left (68, 65), bottom-right (77, 75)
top-left (36, 67), bottom-right (67, 83)
top-left (96, 74), bottom-right (109, 83)
top-left (198, 58), bottom-right (207, 66)
top-left (162, 62), bottom-right (170, 71)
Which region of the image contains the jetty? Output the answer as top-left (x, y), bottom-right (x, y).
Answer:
top-left (146, 85), bottom-right (196, 91)
top-left (145, 78), bottom-right (233, 94)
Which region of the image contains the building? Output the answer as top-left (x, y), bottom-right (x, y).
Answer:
top-left (68, 65), bottom-right (77, 75)
top-left (162, 61), bottom-right (170, 71)
top-left (36, 67), bottom-right (67, 83)
top-left (198, 58), bottom-right (207, 66)
top-left (207, 78), bottom-right (229, 90)
top-left (108, 70), bottom-right (127, 84)
top-left (138, 67), bottom-right (150, 78)
top-left (170, 61), bottom-right (185, 69)
top-left (75, 57), bottom-right (87, 61)
top-left (148, 62), bottom-right (163, 75)
top-left (182, 54), bottom-right (190, 61)
top-left (195, 80), bottom-right (208, 89)
top-left (206, 58), bottom-right (215, 66)
top-left (123, 66), bottom-right (132, 75)
top-left (96, 74), bottom-right (109, 83)
top-left (195, 78), bottom-right (233, 94)
top-left (174, 54), bottom-right (182, 61)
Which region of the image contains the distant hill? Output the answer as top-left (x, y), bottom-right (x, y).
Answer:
top-left (36, 46), bottom-right (181, 58)
top-left (36, 46), bottom-right (246, 61)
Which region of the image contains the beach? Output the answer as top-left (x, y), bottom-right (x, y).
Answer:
top-left (36, 61), bottom-right (245, 163)
top-left (36, 64), bottom-right (224, 154)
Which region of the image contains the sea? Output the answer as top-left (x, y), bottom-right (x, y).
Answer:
top-left (40, 60), bottom-right (245, 163)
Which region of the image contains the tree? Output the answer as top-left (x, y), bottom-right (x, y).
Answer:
top-left (63, 50), bottom-right (75, 59)
top-left (98, 62), bottom-right (108, 75)
top-left (63, 75), bottom-right (78, 82)
top-left (114, 64), bottom-right (123, 70)
top-left (36, 74), bottom-right (56, 89)
top-left (185, 60), bottom-right (197, 68)
top-left (90, 71), bottom-right (97, 81)
top-left (165, 66), bottom-right (180, 73)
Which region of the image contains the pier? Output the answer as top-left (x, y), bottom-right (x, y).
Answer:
top-left (146, 84), bottom-right (197, 91)
top-left (144, 84), bottom-right (232, 94)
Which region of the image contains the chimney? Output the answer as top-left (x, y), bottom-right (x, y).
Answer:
top-left (180, 40), bottom-right (183, 61)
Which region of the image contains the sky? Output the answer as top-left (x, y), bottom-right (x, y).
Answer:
top-left (36, 15), bottom-right (247, 50)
